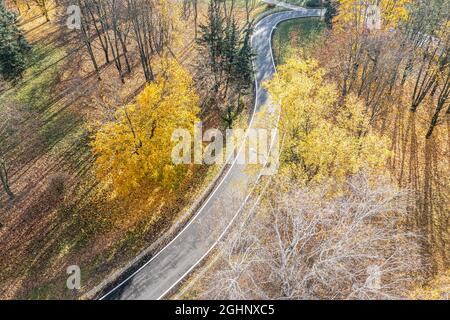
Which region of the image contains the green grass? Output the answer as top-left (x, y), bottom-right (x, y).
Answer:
top-left (1, 43), bottom-right (65, 112)
top-left (0, 42), bottom-right (86, 165)
top-left (272, 17), bottom-right (326, 64)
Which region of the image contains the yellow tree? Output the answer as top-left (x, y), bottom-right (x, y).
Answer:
top-left (336, 0), bottom-right (411, 31)
top-left (92, 59), bottom-right (200, 197)
top-left (265, 58), bottom-right (390, 185)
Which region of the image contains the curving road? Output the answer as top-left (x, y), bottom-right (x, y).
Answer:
top-left (100, 6), bottom-right (325, 300)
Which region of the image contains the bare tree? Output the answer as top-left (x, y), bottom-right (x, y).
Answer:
top-left (243, 0), bottom-right (257, 24)
top-left (201, 220), bottom-right (264, 299)
top-left (63, 0), bottom-right (176, 83)
top-left (202, 172), bottom-right (424, 299)
top-left (181, 0), bottom-right (198, 38)
top-left (426, 63), bottom-right (450, 139)
top-left (75, 0), bottom-right (102, 80)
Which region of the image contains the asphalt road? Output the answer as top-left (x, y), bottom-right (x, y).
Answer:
top-left (101, 7), bottom-right (325, 300)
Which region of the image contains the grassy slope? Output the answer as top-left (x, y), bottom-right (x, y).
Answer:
top-left (272, 17), bottom-right (326, 64)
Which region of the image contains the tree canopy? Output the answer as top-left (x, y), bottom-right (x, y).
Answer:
top-left (92, 59), bottom-right (200, 198)
top-left (265, 58), bottom-right (390, 185)
top-left (0, 3), bottom-right (31, 82)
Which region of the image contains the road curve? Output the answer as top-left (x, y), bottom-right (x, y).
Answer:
top-left (100, 7), bottom-right (325, 300)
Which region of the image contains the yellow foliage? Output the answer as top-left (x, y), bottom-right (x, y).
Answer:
top-left (92, 59), bottom-right (200, 198)
top-left (264, 58), bottom-right (390, 185)
top-left (336, 0), bottom-right (412, 31)
top-left (411, 270), bottom-right (450, 300)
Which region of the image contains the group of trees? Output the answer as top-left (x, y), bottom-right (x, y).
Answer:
top-left (330, 0), bottom-right (449, 132)
top-left (89, 0), bottom-right (257, 200)
top-left (319, 0), bottom-right (449, 271)
top-left (2, 0), bottom-right (257, 201)
top-left (200, 57), bottom-right (422, 299)
top-left (204, 173), bottom-right (422, 299)
top-left (92, 59), bottom-right (199, 198)
top-left (201, 0), bottom-right (449, 298)
top-left (181, 0), bottom-right (198, 38)
top-left (196, 0), bottom-right (254, 128)
top-left (265, 59), bottom-right (389, 185)
top-left (65, 0), bottom-right (179, 83)
top-left (2, 0), bottom-right (446, 298)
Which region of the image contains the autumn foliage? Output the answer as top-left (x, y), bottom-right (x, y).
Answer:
top-left (92, 59), bottom-right (200, 198)
top-left (319, 0), bottom-right (450, 273)
top-left (265, 59), bottom-right (389, 185)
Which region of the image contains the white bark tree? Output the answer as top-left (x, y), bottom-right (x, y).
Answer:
top-left (202, 172), bottom-right (424, 299)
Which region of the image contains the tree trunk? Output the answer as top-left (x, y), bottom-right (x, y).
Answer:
top-left (0, 160), bottom-right (14, 200)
